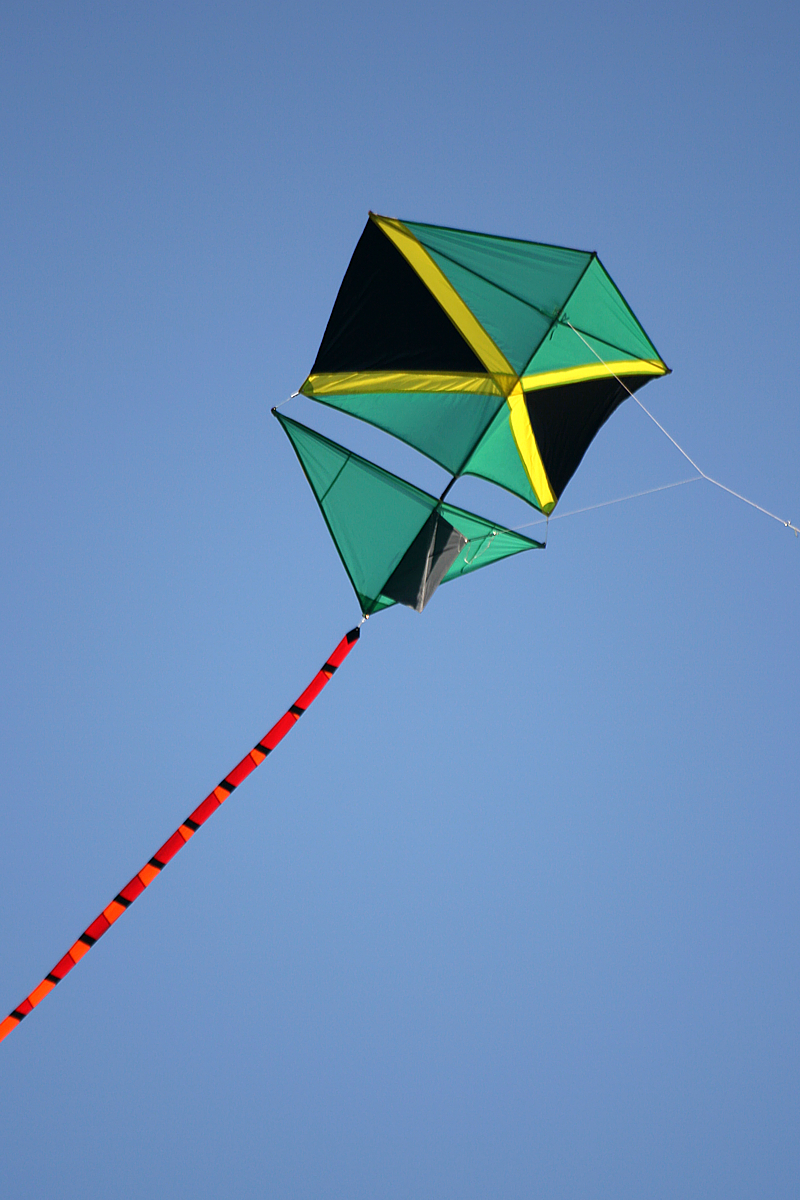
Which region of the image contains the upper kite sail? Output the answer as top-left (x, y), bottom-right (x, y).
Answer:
top-left (300, 214), bottom-right (669, 514)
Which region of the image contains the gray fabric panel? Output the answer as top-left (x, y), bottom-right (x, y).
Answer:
top-left (382, 511), bottom-right (467, 612)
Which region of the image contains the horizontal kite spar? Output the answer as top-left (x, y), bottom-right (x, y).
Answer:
top-left (0, 626), bottom-right (361, 1047)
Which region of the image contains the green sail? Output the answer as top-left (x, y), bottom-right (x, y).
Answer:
top-left (300, 215), bottom-right (668, 513)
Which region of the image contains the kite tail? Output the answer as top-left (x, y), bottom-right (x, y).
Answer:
top-left (0, 625), bottom-right (361, 1047)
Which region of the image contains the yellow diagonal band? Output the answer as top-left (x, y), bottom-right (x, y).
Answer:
top-left (372, 214), bottom-right (516, 388)
top-left (507, 382), bottom-right (556, 513)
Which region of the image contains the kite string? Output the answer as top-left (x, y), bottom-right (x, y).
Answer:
top-left (563, 320), bottom-right (799, 536)
top-left (510, 476), bottom-right (702, 531)
top-left (273, 391), bottom-right (299, 410)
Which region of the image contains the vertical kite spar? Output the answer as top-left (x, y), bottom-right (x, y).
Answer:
top-left (0, 627), bottom-right (361, 1046)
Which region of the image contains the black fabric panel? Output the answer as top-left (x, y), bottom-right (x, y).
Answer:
top-left (311, 219), bottom-right (486, 374)
top-left (382, 511), bottom-right (467, 612)
top-left (524, 374), bottom-right (653, 499)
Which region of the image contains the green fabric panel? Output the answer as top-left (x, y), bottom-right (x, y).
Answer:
top-left (569, 257), bottom-right (662, 361)
top-left (405, 221), bottom-right (591, 316)
top-left (307, 390), bottom-right (504, 476)
top-left (526, 258), bottom-right (663, 374)
top-left (279, 415), bottom-right (350, 496)
top-left (325, 462), bottom-right (435, 613)
top-left (523, 322), bottom-right (645, 375)
top-left (460, 406), bottom-right (543, 510)
top-left (277, 413), bottom-right (436, 613)
top-left (366, 594), bottom-right (396, 614)
top-left (423, 248), bottom-right (552, 374)
top-left (439, 501), bottom-right (542, 584)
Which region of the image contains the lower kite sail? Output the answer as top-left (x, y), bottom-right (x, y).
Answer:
top-left (274, 411), bottom-right (544, 615)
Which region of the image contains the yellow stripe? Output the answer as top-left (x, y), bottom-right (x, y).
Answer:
top-left (507, 382), bottom-right (556, 513)
top-left (302, 371), bottom-right (503, 398)
top-left (371, 214), bottom-right (516, 387)
top-left (521, 359), bottom-right (667, 392)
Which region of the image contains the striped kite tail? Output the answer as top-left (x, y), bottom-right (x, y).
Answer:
top-left (0, 626), bottom-right (361, 1046)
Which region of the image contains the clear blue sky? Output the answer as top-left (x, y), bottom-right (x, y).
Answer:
top-left (2, 4), bottom-right (798, 1197)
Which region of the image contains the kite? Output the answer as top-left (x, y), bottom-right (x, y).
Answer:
top-left (1, 214), bottom-right (670, 1045)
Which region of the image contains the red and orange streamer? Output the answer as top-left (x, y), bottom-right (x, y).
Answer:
top-left (0, 627), bottom-right (361, 1046)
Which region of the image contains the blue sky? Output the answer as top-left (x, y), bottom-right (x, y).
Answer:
top-left (1, 4), bottom-right (798, 1197)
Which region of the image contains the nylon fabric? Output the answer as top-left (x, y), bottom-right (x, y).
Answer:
top-left (404, 221), bottom-right (591, 314)
top-left (311, 217), bottom-right (485, 374)
top-left (438, 501), bottom-right (543, 581)
top-left (423, 247), bottom-right (553, 375)
top-left (299, 388), bottom-right (505, 476)
top-left (461, 406), bottom-right (543, 510)
top-left (521, 359), bottom-right (667, 391)
top-left (506, 382), bottom-right (556, 511)
top-left (567, 257), bottom-right (663, 363)
top-left (372, 215), bottom-right (515, 379)
top-left (524, 374), bottom-right (652, 499)
top-left (382, 512), bottom-right (467, 611)
top-left (303, 371), bottom-right (502, 397)
top-left (525, 259), bottom-right (665, 376)
top-left (277, 412), bottom-right (437, 613)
